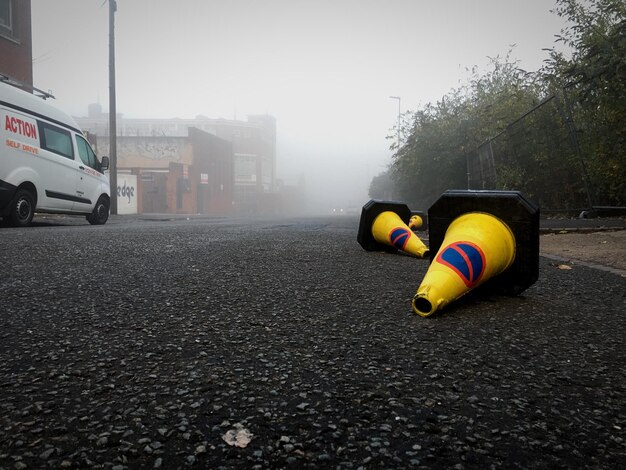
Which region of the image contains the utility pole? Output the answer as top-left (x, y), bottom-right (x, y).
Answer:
top-left (389, 96), bottom-right (401, 150)
top-left (109, 0), bottom-right (118, 215)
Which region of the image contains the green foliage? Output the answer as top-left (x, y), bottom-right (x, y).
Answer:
top-left (383, 0), bottom-right (625, 210)
top-left (545, 0), bottom-right (626, 206)
top-left (389, 54), bottom-right (543, 209)
top-left (368, 169), bottom-right (396, 200)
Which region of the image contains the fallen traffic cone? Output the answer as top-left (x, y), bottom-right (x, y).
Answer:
top-left (412, 212), bottom-right (515, 316)
top-left (372, 211), bottom-right (430, 257)
top-left (409, 213), bottom-right (426, 230)
top-left (412, 190), bottom-right (539, 317)
top-left (357, 200), bottom-right (429, 258)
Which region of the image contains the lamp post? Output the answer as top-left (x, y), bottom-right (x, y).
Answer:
top-left (109, 0), bottom-right (117, 215)
top-left (389, 95), bottom-right (401, 150)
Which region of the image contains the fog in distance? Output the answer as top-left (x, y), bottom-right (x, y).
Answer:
top-left (32, 0), bottom-right (568, 213)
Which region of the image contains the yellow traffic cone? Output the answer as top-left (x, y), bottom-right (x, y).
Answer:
top-left (357, 200), bottom-right (429, 258)
top-left (409, 214), bottom-right (424, 230)
top-left (371, 211), bottom-right (430, 258)
top-left (412, 212), bottom-right (516, 317)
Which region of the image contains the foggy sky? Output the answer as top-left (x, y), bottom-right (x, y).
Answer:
top-left (31, 0), bottom-right (568, 212)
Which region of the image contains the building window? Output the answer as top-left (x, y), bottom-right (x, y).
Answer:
top-left (0, 0), bottom-right (13, 39)
top-left (234, 154), bottom-right (257, 184)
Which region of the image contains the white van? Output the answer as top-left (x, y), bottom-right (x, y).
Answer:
top-left (0, 82), bottom-right (110, 226)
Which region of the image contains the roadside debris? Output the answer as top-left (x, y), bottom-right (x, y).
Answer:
top-left (223, 425), bottom-right (253, 448)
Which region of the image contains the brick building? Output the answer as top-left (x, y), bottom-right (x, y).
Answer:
top-left (0, 0), bottom-right (33, 89)
top-left (93, 127), bottom-right (233, 215)
top-left (77, 107), bottom-right (278, 214)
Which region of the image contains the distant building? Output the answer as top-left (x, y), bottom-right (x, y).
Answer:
top-left (0, 0), bottom-right (33, 90)
top-left (92, 127), bottom-right (233, 215)
top-left (76, 107), bottom-right (277, 214)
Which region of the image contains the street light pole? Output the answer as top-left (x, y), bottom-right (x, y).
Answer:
top-left (108, 0), bottom-right (118, 215)
top-left (389, 96), bottom-right (401, 150)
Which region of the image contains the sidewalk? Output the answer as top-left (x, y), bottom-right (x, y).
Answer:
top-left (540, 216), bottom-right (626, 233)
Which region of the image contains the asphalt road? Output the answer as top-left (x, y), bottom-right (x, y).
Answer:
top-left (1, 215), bottom-right (625, 469)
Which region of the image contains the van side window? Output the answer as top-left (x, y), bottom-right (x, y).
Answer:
top-left (37, 121), bottom-right (74, 159)
top-left (76, 135), bottom-right (99, 171)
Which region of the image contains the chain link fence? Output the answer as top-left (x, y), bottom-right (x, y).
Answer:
top-left (468, 90), bottom-right (607, 214)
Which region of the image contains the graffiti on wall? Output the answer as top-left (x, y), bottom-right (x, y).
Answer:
top-left (97, 137), bottom-right (187, 167)
top-left (117, 173), bottom-right (138, 215)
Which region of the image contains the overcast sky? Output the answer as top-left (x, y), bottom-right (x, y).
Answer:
top-left (31, 0), bottom-right (568, 212)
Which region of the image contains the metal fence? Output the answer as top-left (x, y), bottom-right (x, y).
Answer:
top-left (468, 90), bottom-right (601, 214)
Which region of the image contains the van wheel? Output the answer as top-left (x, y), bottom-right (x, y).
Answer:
top-left (87, 196), bottom-right (110, 225)
top-left (9, 189), bottom-right (35, 227)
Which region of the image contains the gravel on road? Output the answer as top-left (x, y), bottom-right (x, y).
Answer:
top-left (1, 216), bottom-right (624, 469)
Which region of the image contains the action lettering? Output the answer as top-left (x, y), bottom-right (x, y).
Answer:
top-left (5, 115), bottom-right (37, 139)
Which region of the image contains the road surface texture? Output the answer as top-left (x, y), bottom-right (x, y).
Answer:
top-left (1, 215), bottom-right (624, 469)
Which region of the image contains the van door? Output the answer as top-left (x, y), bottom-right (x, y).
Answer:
top-left (35, 119), bottom-right (81, 211)
top-left (74, 134), bottom-right (105, 213)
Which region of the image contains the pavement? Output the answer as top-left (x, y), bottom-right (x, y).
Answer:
top-left (539, 216), bottom-right (626, 233)
top-left (0, 214), bottom-right (624, 469)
